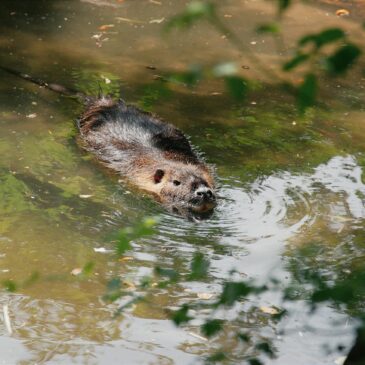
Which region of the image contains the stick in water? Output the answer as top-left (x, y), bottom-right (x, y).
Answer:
top-left (3, 304), bottom-right (13, 335)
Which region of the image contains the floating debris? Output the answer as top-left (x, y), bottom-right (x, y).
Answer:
top-left (197, 293), bottom-right (213, 300)
top-left (123, 280), bottom-right (136, 290)
top-left (115, 17), bottom-right (145, 24)
top-left (81, 0), bottom-right (121, 8)
top-left (260, 306), bottom-right (280, 315)
top-left (336, 9), bottom-right (350, 17)
top-left (71, 268), bottom-right (82, 276)
top-left (149, 17), bottom-right (165, 24)
top-left (101, 75), bottom-right (111, 84)
top-left (94, 247), bottom-right (114, 254)
top-left (118, 256), bottom-right (134, 262)
top-left (98, 24), bottom-right (115, 31)
top-left (91, 34), bottom-right (102, 40)
top-left (188, 332), bottom-right (208, 342)
top-left (3, 304), bottom-right (12, 335)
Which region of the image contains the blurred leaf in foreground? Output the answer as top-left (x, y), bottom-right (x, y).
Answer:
top-left (299, 28), bottom-right (345, 49)
top-left (189, 252), bottom-right (209, 280)
top-left (297, 73), bottom-right (317, 114)
top-left (171, 304), bottom-right (192, 326)
top-left (224, 76), bottom-right (248, 101)
top-left (326, 43), bottom-right (361, 75)
top-left (201, 319), bottom-right (223, 337)
top-left (116, 217), bottom-right (158, 256)
top-left (165, 1), bottom-right (215, 31)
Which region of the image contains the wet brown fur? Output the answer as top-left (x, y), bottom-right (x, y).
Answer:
top-left (78, 97), bottom-right (216, 212)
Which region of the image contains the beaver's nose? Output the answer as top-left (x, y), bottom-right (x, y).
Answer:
top-left (195, 187), bottom-right (214, 200)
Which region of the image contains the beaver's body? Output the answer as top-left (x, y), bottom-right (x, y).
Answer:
top-left (0, 66), bottom-right (216, 214)
top-left (78, 97), bottom-right (216, 213)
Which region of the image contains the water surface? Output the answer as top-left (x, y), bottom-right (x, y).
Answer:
top-left (0, 0), bottom-right (365, 364)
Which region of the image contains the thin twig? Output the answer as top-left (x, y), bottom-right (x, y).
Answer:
top-left (3, 304), bottom-right (13, 335)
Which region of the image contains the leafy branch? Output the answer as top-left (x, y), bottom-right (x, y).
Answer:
top-left (163, 1), bottom-right (362, 114)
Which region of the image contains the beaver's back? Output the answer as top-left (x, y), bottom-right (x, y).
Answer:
top-left (78, 98), bottom-right (200, 170)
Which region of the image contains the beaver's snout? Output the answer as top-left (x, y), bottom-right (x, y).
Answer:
top-left (190, 185), bottom-right (216, 212)
top-left (195, 186), bottom-right (215, 200)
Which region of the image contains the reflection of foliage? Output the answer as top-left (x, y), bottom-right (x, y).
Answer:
top-left (0, 170), bottom-right (108, 235)
top-left (103, 216), bottom-right (365, 364)
top-left (0, 173), bottom-right (34, 233)
top-left (137, 82), bottom-right (171, 111)
top-left (198, 107), bottom-right (340, 180)
top-left (205, 113), bottom-right (319, 153)
top-left (71, 68), bottom-right (122, 97)
top-left (21, 135), bottom-right (78, 175)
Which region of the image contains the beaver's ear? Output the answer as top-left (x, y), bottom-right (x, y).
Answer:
top-left (154, 169), bottom-right (165, 183)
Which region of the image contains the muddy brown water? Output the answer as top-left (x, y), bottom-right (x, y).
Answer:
top-left (0, 0), bottom-right (364, 364)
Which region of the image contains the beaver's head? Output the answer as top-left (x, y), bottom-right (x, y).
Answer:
top-left (153, 166), bottom-right (216, 213)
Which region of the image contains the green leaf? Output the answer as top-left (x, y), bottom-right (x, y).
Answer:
top-left (169, 66), bottom-right (203, 87)
top-left (82, 262), bottom-right (95, 276)
top-left (3, 280), bottom-right (17, 292)
top-left (23, 272), bottom-right (40, 288)
top-left (189, 252), bottom-right (209, 280)
top-left (298, 34), bottom-right (317, 47)
top-left (138, 83), bottom-right (171, 111)
top-left (116, 235), bottom-right (132, 256)
top-left (256, 23), bottom-right (280, 34)
top-left (283, 53), bottom-right (310, 71)
top-left (201, 319), bottom-right (223, 337)
top-left (224, 76), bottom-right (247, 101)
top-left (154, 266), bottom-right (179, 282)
top-left (297, 73), bottom-right (317, 114)
top-left (299, 28), bottom-right (345, 48)
top-left (277, 0), bottom-right (291, 13)
top-left (255, 342), bottom-right (274, 358)
top-left (206, 352), bottom-right (228, 362)
top-left (103, 278), bottom-right (122, 302)
top-left (237, 332), bottom-right (251, 342)
top-left (115, 217), bottom-right (158, 256)
top-left (171, 304), bottom-right (192, 326)
top-left (248, 358), bottom-right (264, 365)
top-left (218, 281), bottom-right (252, 306)
top-left (326, 43), bottom-right (361, 74)
top-left (165, 1), bottom-right (215, 31)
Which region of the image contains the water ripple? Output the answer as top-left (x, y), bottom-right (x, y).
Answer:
top-left (149, 155), bottom-right (365, 248)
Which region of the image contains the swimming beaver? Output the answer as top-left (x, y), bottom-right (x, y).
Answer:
top-left (78, 97), bottom-right (216, 213)
top-left (0, 67), bottom-right (216, 215)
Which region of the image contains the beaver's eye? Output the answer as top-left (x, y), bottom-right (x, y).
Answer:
top-left (173, 180), bottom-right (181, 186)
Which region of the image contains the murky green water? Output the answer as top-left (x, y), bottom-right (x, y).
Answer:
top-left (0, 0), bottom-right (364, 364)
